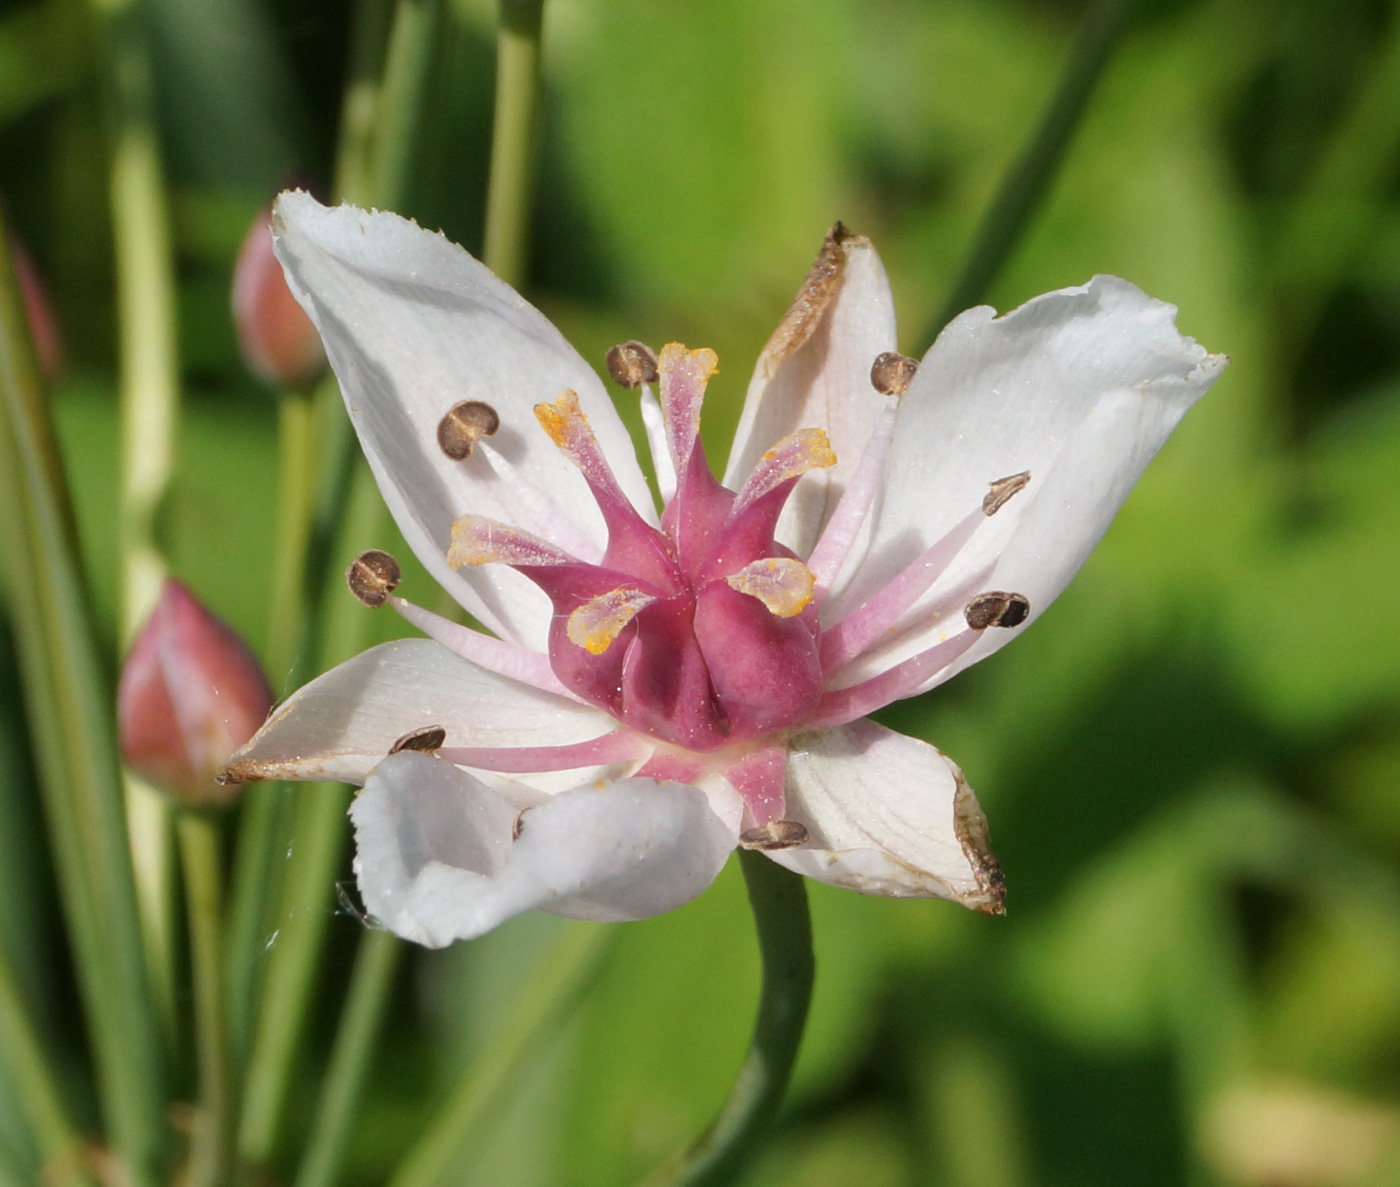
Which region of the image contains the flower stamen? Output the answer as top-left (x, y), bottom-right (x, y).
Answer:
top-left (436, 399), bottom-right (500, 460)
top-left (346, 549), bottom-right (401, 607)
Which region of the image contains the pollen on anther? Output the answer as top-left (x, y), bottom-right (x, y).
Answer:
top-left (437, 400), bottom-right (500, 460)
top-left (605, 341), bottom-right (659, 389)
top-left (346, 550), bottom-right (401, 607)
top-left (982, 471), bottom-right (1031, 516)
top-left (870, 351), bottom-right (918, 396)
top-left (964, 591), bottom-right (1030, 631)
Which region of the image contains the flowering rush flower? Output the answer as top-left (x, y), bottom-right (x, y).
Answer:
top-left (223, 192), bottom-right (1225, 948)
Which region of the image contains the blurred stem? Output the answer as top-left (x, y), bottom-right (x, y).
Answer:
top-left (334, 0), bottom-right (394, 206)
top-left (178, 812), bottom-right (231, 1187)
top-left (225, 378), bottom-right (335, 1065)
top-left (484, 0), bottom-right (545, 287)
top-left (641, 853), bottom-right (813, 1187)
top-left (93, 0), bottom-right (184, 1055)
top-left (0, 213), bottom-right (165, 1185)
top-left (922, 0), bottom-right (1146, 345)
top-left (0, 939), bottom-right (94, 1186)
top-left (370, 0), bottom-right (443, 210)
top-left (236, 462), bottom-right (386, 1169)
top-left (389, 924), bottom-right (610, 1187)
top-left (293, 931), bottom-right (401, 1187)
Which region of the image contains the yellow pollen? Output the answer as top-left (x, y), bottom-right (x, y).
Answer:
top-left (659, 343), bottom-right (719, 382)
top-left (726, 557), bottom-right (816, 618)
top-left (533, 389), bottom-right (587, 450)
top-left (567, 586), bottom-right (656, 654)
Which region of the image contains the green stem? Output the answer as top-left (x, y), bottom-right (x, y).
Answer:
top-left (235, 462), bottom-right (387, 1168)
top-left (93, 0), bottom-right (185, 1060)
top-left (484, 0), bottom-right (545, 287)
top-left (923, 0), bottom-right (1147, 345)
top-left (0, 936), bottom-right (94, 1186)
top-left (292, 931), bottom-right (401, 1187)
top-left (641, 853), bottom-right (814, 1187)
top-left (370, 0), bottom-right (443, 211)
top-left (177, 813), bottom-right (232, 1187)
top-left (0, 211), bottom-right (165, 1187)
top-left (225, 381), bottom-right (329, 1066)
top-left (334, 0), bottom-right (394, 207)
top-left (389, 924), bottom-right (610, 1187)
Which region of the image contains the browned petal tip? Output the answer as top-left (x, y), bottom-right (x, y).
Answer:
top-left (953, 773), bottom-right (1006, 915)
top-left (982, 471), bottom-right (1031, 516)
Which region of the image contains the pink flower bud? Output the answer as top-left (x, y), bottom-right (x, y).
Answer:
top-left (118, 579), bottom-right (274, 807)
top-left (231, 206), bottom-right (326, 389)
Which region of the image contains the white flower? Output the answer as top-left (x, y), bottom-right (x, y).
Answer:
top-left (223, 193), bottom-right (1226, 948)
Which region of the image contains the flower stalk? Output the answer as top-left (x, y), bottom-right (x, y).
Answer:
top-left (0, 207), bottom-right (165, 1187)
top-left (927, 0), bottom-right (1149, 340)
top-left (642, 853), bottom-right (814, 1187)
top-left (485, 0), bottom-right (545, 286)
top-left (177, 811), bottom-right (232, 1187)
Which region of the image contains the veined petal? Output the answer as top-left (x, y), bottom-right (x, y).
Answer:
top-left (825, 275), bottom-right (1227, 690)
top-left (767, 720), bottom-right (1004, 914)
top-left (725, 227), bottom-right (897, 559)
top-left (351, 752), bottom-right (737, 947)
top-left (220, 638), bottom-right (614, 788)
top-left (271, 192), bottom-right (656, 648)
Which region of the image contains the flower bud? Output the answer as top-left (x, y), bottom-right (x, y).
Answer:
top-left (231, 206), bottom-right (326, 389)
top-left (118, 579), bottom-right (274, 807)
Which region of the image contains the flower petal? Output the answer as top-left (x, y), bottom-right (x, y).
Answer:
top-left (767, 720), bottom-right (1004, 914)
top-left (221, 638), bottom-right (614, 788)
top-left (351, 752), bottom-right (737, 947)
top-left (724, 228), bottom-right (897, 557)
top-left (826, 275), bottom-right (1226, 688)
top-left (271, 192), bottom-right (655, 648)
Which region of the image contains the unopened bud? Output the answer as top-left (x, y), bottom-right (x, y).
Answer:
top-left (346, 550), bottom-right (401, 607)
top-left (231, 206), bottom-right (327, 389)
top-left (605, 341), bottom-right (659, 389)
top-left (118, 579), bottom-right (274, 807)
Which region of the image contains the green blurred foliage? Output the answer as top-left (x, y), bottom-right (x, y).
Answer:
top-left (3, 0), bottom-right (1400, 1182)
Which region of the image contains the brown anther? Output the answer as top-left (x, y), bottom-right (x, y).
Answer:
top-left (963, 591), bottom-right (1030, 631)
top-left (982, 471), bottom-right (1031, 516)
top-left (346, 550), bottom-right (401, 607)
top-left (436, 400), bottom-right (501, 460)
top-left (511, 809), bottom-right (530, 841)
top-left (389, 725), bottom-right (446, 754)
top-left (870, 351), bottom-right (918, 396)
top-left (605, 340), bottom-right (660, 390)
top-left (738, 819), bottom-right (810, 851)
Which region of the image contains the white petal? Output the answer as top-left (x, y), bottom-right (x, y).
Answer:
top-left (222, 638), bottom-right (614, 787)
top-left (826, 275), bottom-right (1226, 689)
top-left (271, 192), bottom-right (656, 648)
top-left (351, 752), bottom-right (737, 947)
top-left (768, 720), bottom-right (1004, 913)
top-left (724, 233), bottom-right (898, 557)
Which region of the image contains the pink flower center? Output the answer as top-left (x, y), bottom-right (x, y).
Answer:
top-left (451, 345), bottom-right (834, 753)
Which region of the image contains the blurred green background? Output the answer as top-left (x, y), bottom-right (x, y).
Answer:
top-left (4, 0), bottom-right (1400, 1183)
